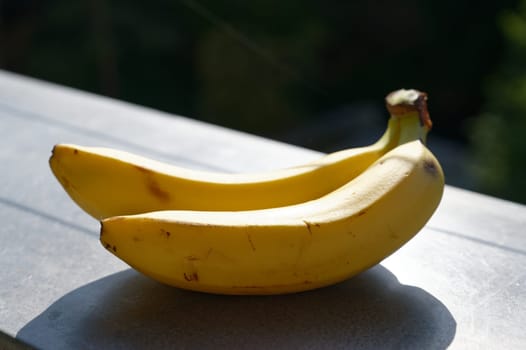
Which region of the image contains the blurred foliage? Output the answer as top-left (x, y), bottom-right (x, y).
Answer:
top-left (1, 0), bottom-right (517, 136)
top-left (470, 0), bottom-right (526, 204)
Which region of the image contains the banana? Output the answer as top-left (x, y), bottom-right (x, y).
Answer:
top-left (49, 89), bottom-right (431, 219)
top-left (100, 139), bottom-right (444, 295)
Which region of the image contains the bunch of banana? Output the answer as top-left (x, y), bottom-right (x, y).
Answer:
top-left (50, 89), bottom-right (444, 295)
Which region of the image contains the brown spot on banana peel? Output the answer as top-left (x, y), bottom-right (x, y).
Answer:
top-left (149, 182), bottom-right (170, 202)
top-left (385, 89), bottom-right (432, 130)
top-left (247, 233), bottom-right (256, 252)
top-left (160, 228), bottom-right (171, 238)
top-left (102, 240), bottom-right (112, 251)
top-left (183, 256), bottom-right (200, 282)
top-left (387, 224), bottom-right (399, 240)
top-left (423, 158), bottom-right (440, 177)
top-left (302, 220), bottom-right (320, 235)
top-left (295, 223), bottom-right (314, 266)
top-left (133, 165), bottom-right (171, 202)
top-left (303, 220), bottom-right (313, 235)
top-left (100, 238), bottom-right (117, 253)
top-left (183, 272), bottom-right (199, 282)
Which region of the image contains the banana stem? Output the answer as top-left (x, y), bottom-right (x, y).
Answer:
top-left (386, 89), bottom-right (432, 130)
top-left (385, 89), bottom-right (432, 145)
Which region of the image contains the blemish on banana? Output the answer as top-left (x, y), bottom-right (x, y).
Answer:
top-left (134, 165), bottom-right (171, 202)
top-left (247, 233), bottom-right (256, 252)
top-left (146, 178), bottom-right (170, 202)
top-left (358, 210), bottom-right (367, 216)
top-left (302, 220), bottom-right (319, 235)
top-left (303, 220), bottom-right (313, 235)
top-left (73, 149), bottom-right (78, 155)
top-left (160, 228), bottom-right (171, 238)
top-left (183, 256), bottom-right (200, 282)
top-left (423, 158), bottom-right (439, 177)
top-left (102, 241), bottom-right (112, 251)
top-left (183, 272), bottom-right (199, 282)
top-left (387, 224), bottom-right (399, 240)
top-left (100, 240), bottom-right (117, 252)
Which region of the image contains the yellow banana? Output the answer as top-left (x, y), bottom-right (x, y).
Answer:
top-left (49, 89), bottom-right (431, 219)
top-left (100, 139), bottom-right (444, 295)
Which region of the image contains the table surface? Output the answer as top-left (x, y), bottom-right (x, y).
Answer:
top-left (1, 70), bottom-right (525, 350)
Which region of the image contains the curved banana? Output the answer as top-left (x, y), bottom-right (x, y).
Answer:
top-left (49, 89), bottom-right (431, 219)
top-left (100, 140), bottom-right (444, 295)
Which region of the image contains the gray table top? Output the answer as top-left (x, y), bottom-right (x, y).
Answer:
top-left (1, 70), bottom-right (525, 349)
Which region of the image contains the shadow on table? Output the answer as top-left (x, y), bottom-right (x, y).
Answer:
top-left (17, 265), bottom-right (456, 349)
